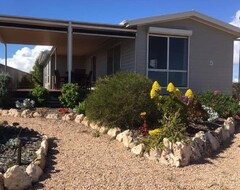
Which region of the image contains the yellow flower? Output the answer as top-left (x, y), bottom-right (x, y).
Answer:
top-left (149, 128), bottom-right (161, 136)
top-left (167, 82), bottom-right (176, 93)
top-left (150, 81), bottom-right (161, 99)
top-left (175, 88), bottom-right (182, 97)
top-left (140, 112), bottom-right (146, 117)
top-left (185, 89), bottom-right (193, 99)
top-left (152, 81), bottom-right (161, 91)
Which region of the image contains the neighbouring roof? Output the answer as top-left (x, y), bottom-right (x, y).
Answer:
top-left (121, 11), bottom-right (240, 37)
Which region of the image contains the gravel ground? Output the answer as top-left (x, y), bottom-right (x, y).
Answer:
top-left (1, 116), bottom-right (240, 190)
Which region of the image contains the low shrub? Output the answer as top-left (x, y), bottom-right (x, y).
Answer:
top-left (0, 73), bottom-right (11, 108)
top-left (197, 91), bottom-right (240, 118)
top-left (30, 85), bottom-right (49, 107)
top-left (232, 83), bottom-right (240, 100)
top-left (75, 101), bottom-right (86, 114)
top-left (85, 72), bottom-right (157, 129)
top-left (59, 83), bottom-right (86, 109)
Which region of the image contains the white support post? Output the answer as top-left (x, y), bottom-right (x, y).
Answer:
top-left (67, 22), bottom-right (73, 83)
top-left (55, 48), bottom-right (57, 70)
top-left (4, 43), bottom-right (7, 73)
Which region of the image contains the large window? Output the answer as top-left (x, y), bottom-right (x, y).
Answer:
top-left (148, 35), bottom-right (189, 87)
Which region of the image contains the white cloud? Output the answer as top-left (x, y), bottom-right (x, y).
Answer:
top-left (230, 10), bottom-right (240, 64)
top-left (0, 45), bottom-right (52, 73)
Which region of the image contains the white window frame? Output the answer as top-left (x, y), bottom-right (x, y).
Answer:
top-left (146, 33), bottom-right (190, 89)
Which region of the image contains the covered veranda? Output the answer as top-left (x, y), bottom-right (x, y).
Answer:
top-left (0, 14), bottom-right (136, 89)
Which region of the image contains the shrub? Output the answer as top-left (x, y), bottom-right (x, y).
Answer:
top-left (197, 91), bottom-right (240, 118)
top-left (0, 73), bottom-right (11, 108)
top-left (15, 98), bottom-right (35, 109)
top-left (139, 110), bottom-right (187, 152)
top-left (59, 83), bottom-right (86, 108)
top-left (30, 85), bottom-right (49, 107)
top-left (85, 72), bottom-right (157, 129)
top-left (75, 101), bottom-right (86, 114)
top-left (187, 98), bottom-right (208, 123)
top-left (232, 83), bottom-right (240, 100)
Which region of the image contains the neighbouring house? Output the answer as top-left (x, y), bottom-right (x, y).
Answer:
top-left (0, 64), bottom-right (32, 89)
top-left (0, 11), bottom-right (239, 93)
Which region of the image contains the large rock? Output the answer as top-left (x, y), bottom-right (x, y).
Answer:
top-left (3, 165), bottom-right (32, 190)
top-left (224, 117), bottom-right (235, 136)
top-left (62, 113), bottom-right (76, 121)
top-left (99, 126), bottom-right (108, 134)
top-left (8, 109), bottom-right (20, 117)
top-left (46, 113), bottom-right (59, 119)
top-left (107, 127), bottom-right (121, 138)
top-left (214, 127), bottom-right (224, 144)
top-left (1, 110), bottom-right (9, 116)
top-left (131, 143), bottom-right (145, 156)
top-left (0, 172), bottom-right (4, 190)
top-left (173, 142), bottom-right (192, 167)
top-left (33, 152), bottom-right (46, 170)
top-left (74, 114), bottom-right (85, 123)
top-left (81, 117), bottom-right (90, 127)
top-left (116, 130), bottom-right (131, 142)
top-left (222, 128), bottom-right (230, 141)
top-left (26, 163), bottom-right (43, 183)
top-left (33, 112), bottom-right (42, 118)
top-left (190, 140), bottom-right (202, 161)
top-left (122, 135), bottom-right (133, 148)
top-left (205, 131), bottom-right (220, 151)
top-left (89, 122), bottom-right (101, 130)
top-left (147, 147), bottom-right (161, 161)
top-left (21, 109), bottom-right (32, 118)
top-left (163, 138), bottom-right (173, 152)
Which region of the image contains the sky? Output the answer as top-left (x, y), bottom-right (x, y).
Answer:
top-left (0, 0), bottom-right (240, 80)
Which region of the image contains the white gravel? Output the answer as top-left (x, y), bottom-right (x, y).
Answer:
top-left (1, 116), bottom-right (240, 190)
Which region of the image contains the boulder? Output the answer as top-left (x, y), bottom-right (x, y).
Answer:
top-left (147, 147), bottom-right (161, 161)
top-left (116, 130), bottom-right (131, 142)
top-left (74, 114), bottom-right (85, 123)
top-left (26, 163), bottom-right (43, 183)
top-left (0, 172), bottom-right (4, 190)
top-left (99, 126), bottom-right (108, 134)
top-left (62, 113), bottom-right (76, 121)
top-left (163, 138), bottom-right (173, 152)
top-left (122, 135), bottom-right (133, 148)
top-left (1, 110), bottom-right (9, 116)
top-left (40, 139), bottom-right (48, 155)
top-left (33, 112), bottom-right (42, 118)
top-left (8, 109), bottom-right (20, 117)
top-left (3, 165), bottom-right (32, 190)
top-left (131, 143), bottom-right (145, 156)
top-left (46, 113), bottom-right (59, 119)
top-left (190, 140), bottom-right (202, 161)
top-left (107, 128), bottom-right (121, 138)
top-left (90, 122), bottom-right (101, 130)
top-left (81, 117), bottom-right (90, 127)
top-left (205, 131), bottom-right (220, 151)
top-left (222, 128), bottom-right (230, 142)
top-left (21, 109), bottom-right (32, 118)
top-left (224, 117), bottom-right (235, 136)
top-left (33, 152), bottom-right (46, 170)
top-left (214, 127), bottom-right (224, 144)
top-left (173, 142), bottom-right (192, 167)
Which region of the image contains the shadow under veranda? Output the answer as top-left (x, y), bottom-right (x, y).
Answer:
top-left (191, 124), bottom-right (240, 166)
top-left (31, 137), bottom-right (61, 190)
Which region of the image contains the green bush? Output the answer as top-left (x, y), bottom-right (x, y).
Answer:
top-left (59, 83), bottom-right (86, 108)
top-left (30, 85), bottom-right (49, 107)
top-left (75, 101), bottom-right (86, 114)
top-left (197, 91), bottom-right (240, 118)
top-left (85, 72), bottom-right (157, 129)
top-left (232, 83), bottom-right (240, 100)
top-left (0, 73), bottom-right (11, 108)
top-left (139, 110), bottom-right (187, 152)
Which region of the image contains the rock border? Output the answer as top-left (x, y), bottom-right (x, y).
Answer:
top-left (0, 108), bottom-right (238, 168)
top-left (0, 121), bottom-right (48, 190)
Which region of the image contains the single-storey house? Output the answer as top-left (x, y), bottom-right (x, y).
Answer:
top-left (0, 11), bottom-right (240, 93)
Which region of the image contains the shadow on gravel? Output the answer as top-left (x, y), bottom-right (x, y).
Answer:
top-left (192, 125), bottom-right (240, 165)
top-left (32, 137), bottom-right (60, 189)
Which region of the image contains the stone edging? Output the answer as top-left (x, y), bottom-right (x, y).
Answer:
top-left (0, 133), bottom-right (48, 190)
top-left (0, 108), bottom-right (238, 168)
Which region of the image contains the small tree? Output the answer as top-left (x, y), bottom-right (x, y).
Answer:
top-left (31, 50), bottom-right (50, 86)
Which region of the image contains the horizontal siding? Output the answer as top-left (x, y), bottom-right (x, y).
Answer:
top-left (143, 19), bottom-right (235, 94)
top-left (121, 39), bottom-right (135, 72)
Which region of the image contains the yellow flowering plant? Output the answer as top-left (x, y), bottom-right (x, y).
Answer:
top-left (150, 81), bottom-right (161, 99)
top-left (167, 82), bottom-right (176, 93)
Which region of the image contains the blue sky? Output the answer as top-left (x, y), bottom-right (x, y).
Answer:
top-left (0, 0), bottom-right (240, 80)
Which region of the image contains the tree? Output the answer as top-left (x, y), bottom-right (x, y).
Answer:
top-left (31, 50), bottom-right (50, 87)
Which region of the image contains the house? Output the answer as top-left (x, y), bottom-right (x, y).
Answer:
top-left (0, 11), bottom-right (239, 93)
top-left (0, 64), bottom-right (32, 89)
